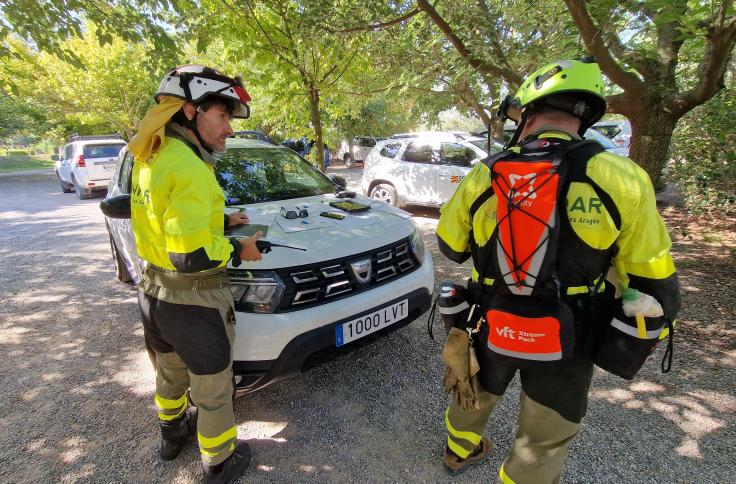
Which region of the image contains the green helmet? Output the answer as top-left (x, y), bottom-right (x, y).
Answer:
top-left (499, 58), bottom-right (607, 138)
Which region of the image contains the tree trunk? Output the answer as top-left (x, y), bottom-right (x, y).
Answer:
top-left (347, 133), bottom-right (355, 165)
top-left (308, 83), bottom-right (325, 171)
top-left (489, 113), bottom-right (505, 143)
top-left (628, 107), bottom-right (680, 190)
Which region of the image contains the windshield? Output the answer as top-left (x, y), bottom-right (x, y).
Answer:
top-left (215, 147), bottom-right (337, 205)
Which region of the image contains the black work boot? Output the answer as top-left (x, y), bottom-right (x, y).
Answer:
top-left (159, 407), bottom-right (197, 461)
top-left (201, 440), bottom-right (251, 484)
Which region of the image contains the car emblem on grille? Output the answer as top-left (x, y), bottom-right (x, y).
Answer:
top-left (350, 258), bottom-right (372, 284)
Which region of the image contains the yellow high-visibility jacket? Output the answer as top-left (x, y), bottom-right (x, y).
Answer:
top-left (436, 132), bottom-right (680, 321)
top-left (131, 134), bottom-right (233, 272)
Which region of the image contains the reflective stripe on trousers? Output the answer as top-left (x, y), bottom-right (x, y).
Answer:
top-left (446, 389), bottom-right (582, 483)
top-left (155, 391), bottom-right (188, 421)
top-left (445, 390), bottom-right (498, 459)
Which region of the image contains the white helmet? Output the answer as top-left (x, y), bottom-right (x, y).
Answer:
top-left (156, 64), bottom-right (251, 118)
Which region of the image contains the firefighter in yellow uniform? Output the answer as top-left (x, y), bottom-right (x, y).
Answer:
top-left (128, 65), bottom-right (263, 484)
top-left (437, 59), bottom-right (680, 481)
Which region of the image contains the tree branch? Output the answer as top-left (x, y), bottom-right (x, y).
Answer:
top-left (672, 10), bottom-right (736, 115)
top-left (564, 0), bottom-right (644, 92)
top-left (330, 7), bottom-right (422, 34)
top-left (228, 0), bottom-right (303, 76)
top-left (323, 48), bottom-right (360, 86)
top-left (416, 0), bottom-right (523, 87)
top-left (457, 78), bottom-right (491, 128)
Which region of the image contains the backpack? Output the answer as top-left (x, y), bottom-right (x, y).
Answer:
top-left (469, 138), bottom-right (618, 364)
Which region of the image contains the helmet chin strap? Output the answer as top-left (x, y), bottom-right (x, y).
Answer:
top-left (184, 107), bottom-right (214, 154)
top-left (505, 116), bottom-right (528, 149)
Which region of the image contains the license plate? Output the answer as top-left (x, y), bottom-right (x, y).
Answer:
top-left (103, 164), bottom-right (115, 171)
top-left (335, 299), bottom-right (408, 347)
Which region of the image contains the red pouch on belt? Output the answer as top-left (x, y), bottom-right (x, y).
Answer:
top-left (485, 294), bottom-right (575, 362)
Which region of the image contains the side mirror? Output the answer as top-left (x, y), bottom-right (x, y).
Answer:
top-left (100, 194), bottom-right (131, 219)
top-left (51, 154), bottom-right (59, 161)
top-left (330, 175), bottom-right (347, 189)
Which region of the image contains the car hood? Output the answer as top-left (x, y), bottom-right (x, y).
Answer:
top-left (224, 194), bottom-right (417, 268)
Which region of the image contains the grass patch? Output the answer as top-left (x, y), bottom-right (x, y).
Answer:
top-left (0, 154), bottom-right (55, 174)
top-left (702, 232), bottom-right (723, 243)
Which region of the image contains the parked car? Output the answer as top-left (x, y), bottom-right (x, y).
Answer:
top-left (103, 138), bottom-right (433, 394)
top-left (361, 133), bottom-right (504, 208)
top-left (232, 130), bottom-right (275, 144)
top-left (591, 120), bottom-right (631, 151)
top-left (56, 134), bottom-right (126, 199)
top-left (337, 136), bottom-right (385, 167)
top-left (500, 124), bottom-right (629, 157)
top-left (584, 127), bottom-right (629, 157)
top-left (389, 131), bottom-right (475, 141)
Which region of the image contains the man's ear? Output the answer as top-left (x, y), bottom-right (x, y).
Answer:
top-left (182, 102), bottom-right (197, 121)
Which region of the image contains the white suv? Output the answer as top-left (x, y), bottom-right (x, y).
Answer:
top-left (103, 138), bottom-right (434, 394)
top-left (361, 134), bottom-right (503, 208)
top-left (56, 134), bottom-right (126, 199)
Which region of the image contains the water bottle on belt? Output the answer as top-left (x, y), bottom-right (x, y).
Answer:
top-left (438, 282), bottom-right (473, 334)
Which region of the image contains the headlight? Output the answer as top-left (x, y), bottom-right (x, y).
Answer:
top-left (409, 228), bottom-right (425, 264)
top-left (229, 270), bottom-right (286, 313)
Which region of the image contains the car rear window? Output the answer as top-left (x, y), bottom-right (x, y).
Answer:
top-left (83, 144), bottom-right (125, 159)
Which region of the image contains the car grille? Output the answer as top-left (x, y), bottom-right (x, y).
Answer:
top-left (276, 237), bottom-right (419, 312)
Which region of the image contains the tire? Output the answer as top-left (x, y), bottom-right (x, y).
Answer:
top-left (57, 172), bottom-right (73, 193)
top-left (108, 232), bottom-right (133, 283)
top-left (73, 177), bottom-right (92, 200)
top-left (370, 183), bottom-right (400, 207)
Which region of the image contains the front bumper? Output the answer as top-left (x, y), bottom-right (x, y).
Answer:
top-left (233, 286), bottom-right (431, 394)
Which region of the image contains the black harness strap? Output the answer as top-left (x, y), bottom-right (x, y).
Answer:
top-left (559, 141), bottom-right (621, 230)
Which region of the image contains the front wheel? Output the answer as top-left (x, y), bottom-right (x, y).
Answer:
top-left (370, 183), bottom-right (399, 207)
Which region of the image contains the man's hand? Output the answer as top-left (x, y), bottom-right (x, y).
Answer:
top-left (227, 211), bottom-right (250, 227)
top-left (239, 231), bottom-right (263, 261)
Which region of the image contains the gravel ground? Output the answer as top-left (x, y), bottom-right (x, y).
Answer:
top-left (0, 168), bottom-right (734, 483)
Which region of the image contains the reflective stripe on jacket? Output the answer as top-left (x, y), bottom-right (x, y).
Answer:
top-left (436, 132), bottom-right (680, 320)
top-left (131, 135), bottom-right (232, 272)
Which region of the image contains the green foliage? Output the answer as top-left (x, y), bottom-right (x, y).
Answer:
top-left (0, 91), bottom-right (46, 141)
top-left (670, 90), bottom-right (736, 215)
top-left (1, 25), bottom-right (168, 141)
top-left (0, 0), bottom-right (177, 64)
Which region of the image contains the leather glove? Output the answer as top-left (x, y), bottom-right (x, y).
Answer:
top-left (442, 327), bottom-right (481, 410)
